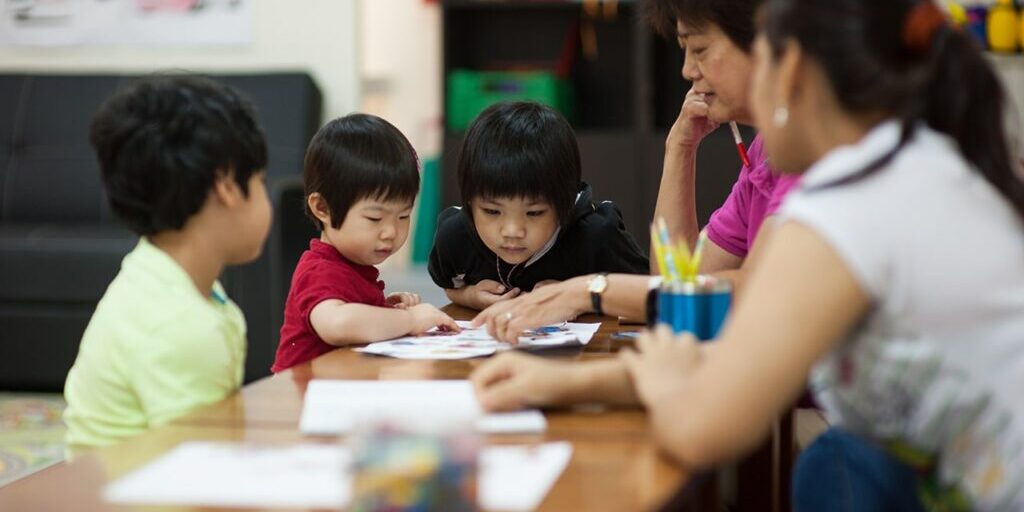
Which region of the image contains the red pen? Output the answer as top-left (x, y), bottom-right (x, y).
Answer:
top-left (729, 121), bottom-right (751, 168)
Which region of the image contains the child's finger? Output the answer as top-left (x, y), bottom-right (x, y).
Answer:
top-left (437, 313), bottom-right (461, 333)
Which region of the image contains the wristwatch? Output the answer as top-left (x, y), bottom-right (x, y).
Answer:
top-left (588, 273), bottom-right (609, 316)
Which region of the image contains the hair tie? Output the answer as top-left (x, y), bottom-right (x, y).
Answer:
top-left (903, 2), bottom-right (948, 54)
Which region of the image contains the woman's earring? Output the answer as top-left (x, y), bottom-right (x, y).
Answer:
top-left (773, 106), bottom-right (789, 128)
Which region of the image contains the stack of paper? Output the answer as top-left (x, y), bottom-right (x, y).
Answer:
top-left (105, 441), bottom-right (574, 511)
top-left (299, 380), bottom-right (547, 435)
top-left (356, 320), bottom-right (600, 360)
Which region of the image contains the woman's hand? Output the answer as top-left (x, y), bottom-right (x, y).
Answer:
top-left (471, 276), bottom-right (591, 342)
top-left (471, 352), bottom-right (579, 411)
top-left (666, 85), bottom-right (720, 150)
top-left (619, 325), bottom-right (703, 407)
top-left (386, 291), bottom-right (421, 309)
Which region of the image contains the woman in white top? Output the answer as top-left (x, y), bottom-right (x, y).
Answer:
top-left (471, 0), bottom-right (1024, 509)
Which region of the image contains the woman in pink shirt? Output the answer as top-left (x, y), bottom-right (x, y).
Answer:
top-left (470, 0), bottom-right (793, 336)
top-left (650, 0), bottom-right (798, 285)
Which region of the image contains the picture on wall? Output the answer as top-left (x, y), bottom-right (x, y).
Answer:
top-left (0, 0), bottom-right (251, 47)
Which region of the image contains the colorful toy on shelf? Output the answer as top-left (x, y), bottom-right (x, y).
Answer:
top-left (947, 1), bottom-right (969, 27)
top-left (1020, 3), bottom-right (1024, 50)
top-left (987, 0), bottom-right (1021, 53)
top-left (967, 5), bottom-right (990, 49)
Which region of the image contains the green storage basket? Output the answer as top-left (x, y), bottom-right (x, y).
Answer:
top-left (446, 69), bottom-right (573, 131)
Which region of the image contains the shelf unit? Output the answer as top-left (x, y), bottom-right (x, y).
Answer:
top-left (441, 0), bottom-right (749, 248)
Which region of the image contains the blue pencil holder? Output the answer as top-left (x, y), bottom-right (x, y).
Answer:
top-left (654, 277), bottom-right (732, 341)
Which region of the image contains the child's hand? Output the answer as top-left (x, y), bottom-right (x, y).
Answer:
top-left (619, 325), bottom-right (702, 407)
top-left (407, 303), bottom-right (461, 335)
top-left (468, 280), bottom-right (520, 309)
top-left (533, 280), bottom-right (561, 290)
top-left (387, 291), bottom-right (422, 309)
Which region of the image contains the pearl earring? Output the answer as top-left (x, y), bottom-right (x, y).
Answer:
top-left (773, 106), bottom-right (789, 128)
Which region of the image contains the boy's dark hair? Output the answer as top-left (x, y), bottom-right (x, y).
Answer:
top-left (458, 101), bottom-right (582, 227)
top-left (645, 0), bottom-right (764, 51)
top-left (764, 0), bottom-right (1023, 222)
top-left (303, 114), bottom-right (420, 230)
top-left (90, 75), bottom-right (268, 236)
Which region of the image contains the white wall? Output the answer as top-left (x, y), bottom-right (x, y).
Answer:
top-left (0, 0), bottom-right (360, 121)
top-left (360, 0), bottom-right (442, 157)
top-left (360, 0), bottom-right (442, 271)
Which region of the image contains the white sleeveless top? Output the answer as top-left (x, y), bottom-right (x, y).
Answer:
top-left (779, 120), bottom-right (1024, 510)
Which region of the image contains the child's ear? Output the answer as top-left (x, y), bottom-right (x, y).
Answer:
top-left (211, 168), bottom-right (244, 207)
top-left (306, 193), bottom-right (333, 227)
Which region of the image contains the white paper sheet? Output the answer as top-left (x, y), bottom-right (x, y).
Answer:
top-left (104, 443), bottom-right (349, 509)
top-left (480, 442), bottom-right (574, 511)
top-left (355, 321), bottom-right (600, 360)
top-left (299, 380), bottom-right (547, 436)
top-left (105, 441), bottom-right (573, 511)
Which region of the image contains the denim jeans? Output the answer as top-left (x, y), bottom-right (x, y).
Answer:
top-left (793, 428), bottom-right (926, 512)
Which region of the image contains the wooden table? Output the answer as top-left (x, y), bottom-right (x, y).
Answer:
top-left (0, 306), bottom-right (693, 511)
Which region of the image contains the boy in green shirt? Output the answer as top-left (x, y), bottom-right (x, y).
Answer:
top-left (63, 76), bottom-right (271, 452)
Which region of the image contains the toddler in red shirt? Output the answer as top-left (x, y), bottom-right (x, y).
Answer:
top-left (272, 114), bottom-right (458, 372)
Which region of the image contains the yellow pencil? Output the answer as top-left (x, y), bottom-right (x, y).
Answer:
top-left (655, 218), bottom-right (682, 281)
top-left (690, 230), bottom-right (707, 278)
top-left (675, 239), bottom-right (693, 281)
top-left (650, 225), bottom-right (671, 281)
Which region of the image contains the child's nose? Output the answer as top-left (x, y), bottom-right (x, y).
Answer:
top-left (380, 224), bottom-right (396, 239)
top-left (500, 221), bottom-right (525, 238)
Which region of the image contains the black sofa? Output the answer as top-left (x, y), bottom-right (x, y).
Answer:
top-left (0, 72), bottom-right (321, 391)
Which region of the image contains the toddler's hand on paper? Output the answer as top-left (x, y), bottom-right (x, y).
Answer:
top-left (619, 325), bottom-right (702, 407)
top-left (407, 303), bottom-right (460, 335)
top-left (387, 291), bottom-right (421, 309)
top-left (467, 280), bottom-right (520, 310)
top-left (471, 352), bottom-right (572, 412)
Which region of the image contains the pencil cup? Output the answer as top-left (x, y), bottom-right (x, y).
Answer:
top-left (351, 420), bottom-right (480, 511)
top-left (654, 276), bottom-right (732, 341)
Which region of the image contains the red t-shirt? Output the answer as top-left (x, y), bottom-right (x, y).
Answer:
top-left (272, 239), bottom-right (388, 372)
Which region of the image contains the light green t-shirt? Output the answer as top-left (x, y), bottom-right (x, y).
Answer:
top-left (63, 237), bottom-right (246, 452)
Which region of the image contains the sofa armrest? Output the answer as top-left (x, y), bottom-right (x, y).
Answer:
top-left (267, 174), bottom-right (316, 309)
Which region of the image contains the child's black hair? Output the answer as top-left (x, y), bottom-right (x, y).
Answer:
top-left (645, 0), bottom-right (764, 51)
top-left (90, 75), bottom-right (268, 236)
top-left (457, 101), bottom-right (582, 227)
top-left (303, 114), bottom-right (420, 230)
top-left (763, 0), bottom-right (1024, 222)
